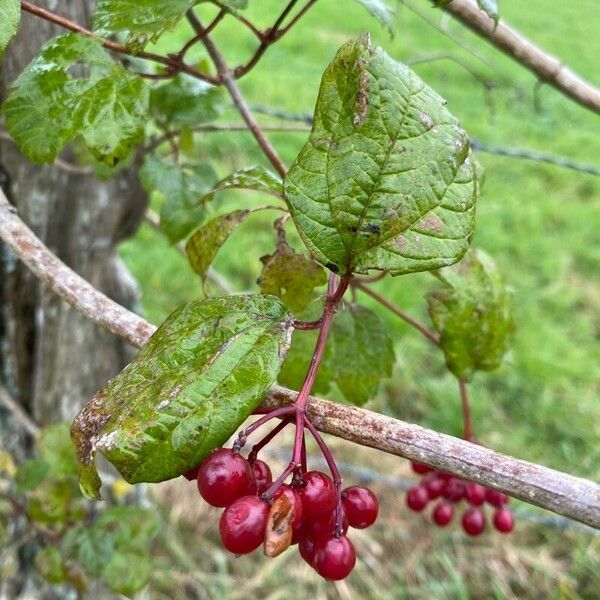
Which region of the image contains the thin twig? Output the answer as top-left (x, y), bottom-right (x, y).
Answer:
top-left (458, 379), bottom-right (473, 441)
top-left (2, 189), bottom-right (600, 529)
top-left (354, 282), bottom-right (440, 345)
top-left (0, 386), bottom-right (39, 436)
top-left (20, 1), bottom-right (219, 85)
top-left (188, 12), bottom-right (288, 178)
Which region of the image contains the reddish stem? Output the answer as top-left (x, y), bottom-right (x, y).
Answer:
top-left (459, 379), bottom-right (474, 441)
top-left (292, 318), bottom-right (322, 330)
top-left (248, 419), bottom-right (290, 462)
top-left (233, 406), bottom-right (295, 450)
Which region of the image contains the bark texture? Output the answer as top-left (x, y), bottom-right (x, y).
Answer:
top-left (0, 2), bottom-right (146, 597)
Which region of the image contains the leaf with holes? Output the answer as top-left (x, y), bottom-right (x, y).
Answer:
top-left (258, 243), bottom-right (327, 313)
top-left (354, 0), bottom-right (395, 33)
top-left (150, 75), bottom-right (225, 125)
top-left (93, 0), bottom-right (196, 49)
top-left (71, 295), bottom-right (293, 499)
top-left (285, 34), bottom-right (480, 277)
top-left (427, 249), bottom-right (514, 381)
top-left (186, 210), bottom-right (251, 286)
top-left (279, 303), bottom-right (395, 405)
top-left (0, 0), bottom-right (20, 58)
top-left (139, 154), bottom-right (217, 243)
top-left (2, 34), bottom-right (148, 165)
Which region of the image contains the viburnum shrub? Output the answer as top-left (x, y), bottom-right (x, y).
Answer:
top-left (1, 0), bottom-right (515, 587)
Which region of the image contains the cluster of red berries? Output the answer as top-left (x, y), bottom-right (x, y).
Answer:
top-left (184, 448), bottom-right (379, 580)
top-left (406, 461), bottom-right (515, 535)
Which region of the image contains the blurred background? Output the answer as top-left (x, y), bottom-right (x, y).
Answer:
top-left (111, 0), bottom-right (600, 598)
top-left (0, 0), bottom-right (600, 600)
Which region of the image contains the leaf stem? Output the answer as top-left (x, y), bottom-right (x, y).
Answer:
top-left (459, 379), bottom-right (474, 441)
top-left (354, 281), bottom-right (440, 346)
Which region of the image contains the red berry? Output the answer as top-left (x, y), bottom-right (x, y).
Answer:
top-left (406, 485), bottom-right (429, 511)
top-left (462, 507), bottom-right (486, 536)
top-left (432, 502), bottom-right (454, 526)
top-left (219, 495), bottom-right (268, 554)
top-left (299, 535), bottom-right (317, 566)
top-left (444, 478), bottom-right (466, 502)
top-left (251, 459), bottom-right (272, 494)
top-left (313, 536), bottom-right (356, 580)
top-left (411, 461), bottom-right (431, 475)
top-left (298, 471), bottom-right (336, 521)
top-left (424, 476), bottom-right (446, 500)
top-left (493, 507), bottom-right (515, 533)
top-left (273, 484), bottom-right (304, 542)
top-left (341, 486), bottom-right (379, 529)
top-left (311, 509), bottom-right (349, 540)
top-left (183, 465), bottom-right (200, 481)
top-left (465, 483), bottom-right (486, 506)
top-left (486, 489), bottom-right (509, 507)
top-left (197, 449), bottom-right (254, 507)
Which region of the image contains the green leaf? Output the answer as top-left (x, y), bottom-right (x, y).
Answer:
top-left (71, 295), bottom-right (293, 498)
top-left (61, 506), bottom-right (159, 587)
top-left (284, 34), bottom-right (480, 277)
top-left (0, 0), bottom-right (20, 58)
top-left (35, 546), bottom-right (68, 584)
top-left (38, 422), bottom-right (79, 478)
top-left (203, 166), bottom-right (283, 202)
top-left (354, 0), bottom-right (395, 32)
top-left (27, 480), bottom-right (85, 524)
top-left (279, 303), bottom-right (395, 406)
top-left (93, 0), bottom-right (196, 49)
top-left (150, 75), bottom-right (225, 126)
top-left (104, 551), bottom-right (152, 595)
top-left (2, 34), bottom-right (148, 165)
top-left (426, 249), bottom-right (514, 381)
top-left (15, 459), bottom-right (49, 492)
top-left (139, 155), bottom-right (217, 243)
top-left (185, 210), bottom-right (251, 286)
top-left (258, 243), bottom-right (327, 314)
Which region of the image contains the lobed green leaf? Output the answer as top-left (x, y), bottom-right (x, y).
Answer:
top-left (93, 0), bottom-right (197, 49)
top-left (2, 34), bottom-right (148, 165)
top-left (427, 249), bottom-right (514, 381)
top-left (285, 34), bottom-right (480, 277)
top-left (71, 295), bottom-right (293, 498)
top-left (0, 0), bottom-right (20, 58)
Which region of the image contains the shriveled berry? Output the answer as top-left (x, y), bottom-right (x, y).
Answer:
top-left (251, 459), bottom-right (272, 494)
top-left (299, 535), bottom-right (317, 566)
top-left (406, 485), bottom-right (429, 511)
top-left (493, 507), bottom-right (515, 533)
top-left (465, 483), bottom-right (486, 506)
top-left (311, 509), bottom-right (349, 540)
top-left (314, 536), bottom-right (356, 580)
top-left (273, 484), bottom-right (303, 542)
top-left (219, 495), bottom-right (268, 554)
top-left (424, 476), bottom-right (446, 500)
top-left (298, 471), bottom-right (336, 520)
top-left (462, 507), bottom-right (486, 536)
top-left (411, 461), bottom-right (431, 475)
top-left (183, 465), bottom-right (200, 481)
top-left (197, 448), bottom-right (254, 507)
top-left (432, 502), bottom-right (454, 526)
top-left (486, 489), bottom-right (509, 507)
top-left (342, 486), bottom-right (379, 529)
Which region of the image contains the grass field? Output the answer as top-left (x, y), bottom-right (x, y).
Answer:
top-left (118, 1), bottom-right (600, 597)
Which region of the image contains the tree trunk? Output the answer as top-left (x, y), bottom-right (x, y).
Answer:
top-left (0, 2), bottom-right (147, 597)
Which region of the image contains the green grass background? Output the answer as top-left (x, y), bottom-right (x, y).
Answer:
top-left (118, 1), bottom-right (600, 597)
